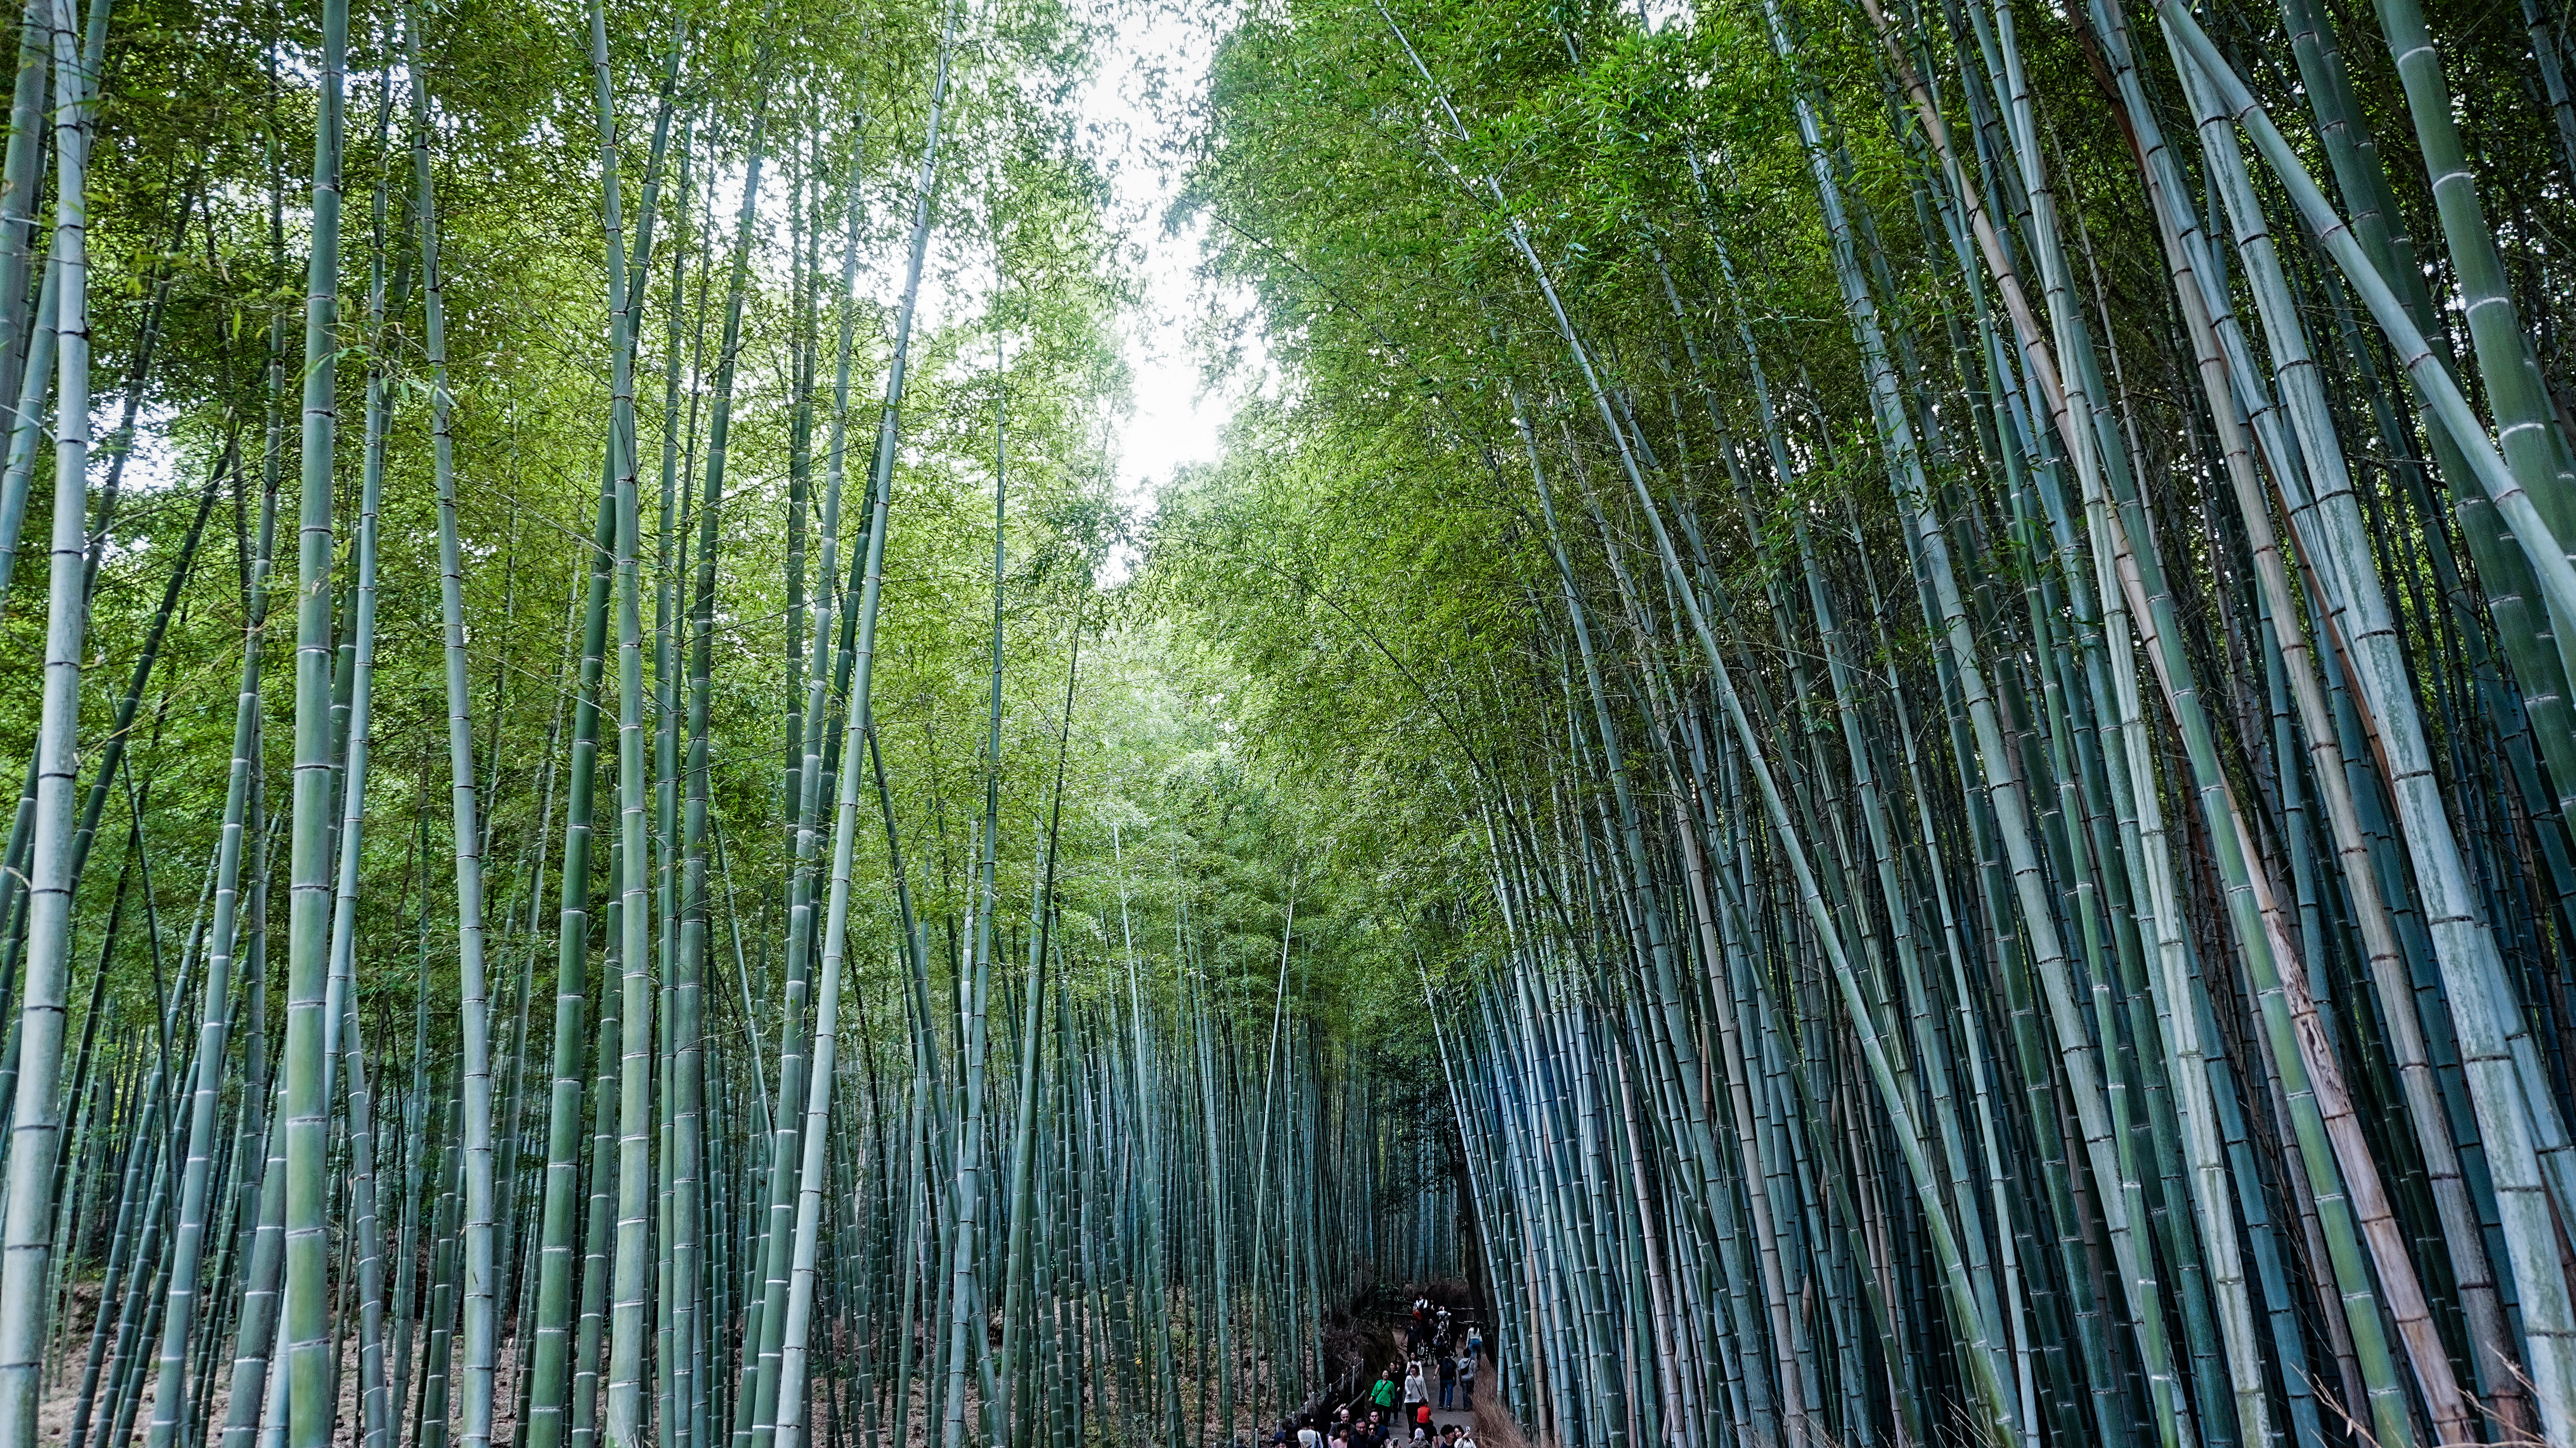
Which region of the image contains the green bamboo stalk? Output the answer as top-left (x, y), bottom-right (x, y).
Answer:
top-left (275, 0), bottom-right (350, 1433)
top-left (0, 0), bottom-right (100, 1438)
top-left (2155, 22), bottom-right (2576, 1437)
top-left (940, 319), bottom-right (1011, 1448)
top-left (701, 73), bottom-right (781, 1448)
top-left (593, 2), bottom-right (658, 1438)
top-left (572, 891), bottom-right (624, 1448)
top-left (521, 204), bottom-right (623, 1448)
top-left (998, 622), bottom-right (1082, 1438)
top-left (408, 39), bottom-right (503, 1446)
top-left (0, 0), bottom-right (45, 418)
top-left (770, 111), bottom-right (877, 1448)
top-left (147, 438), bottom-right (271, 1448)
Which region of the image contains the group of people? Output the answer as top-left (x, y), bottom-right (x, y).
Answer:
top-left (1279, 1294), bottom-right (1487, 1448)
top-left (1402, 1296), bottom-right (1479, 1409)
top-left (1364, 1353), bottom-right (1474, 1432)
top-left (1295, 1404), bottom-right (1472, 1448)
top-left (1403, 1296), bottom-right (1459, 1355)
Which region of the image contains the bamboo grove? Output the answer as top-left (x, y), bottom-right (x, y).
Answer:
top-left (0, 0), bottom-right (1468, 1447)
top-left (16, 0), bottom-right (2576, 1433)
top-left (1157, 0), bottom-right (2576, 1441)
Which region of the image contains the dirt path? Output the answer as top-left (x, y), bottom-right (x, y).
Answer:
top-left (1379, 1310), bottom-right (1534, 1448)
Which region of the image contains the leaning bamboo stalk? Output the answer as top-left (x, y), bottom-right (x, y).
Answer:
top-left (2135, 4), bottom-right (2546, 1418)
top-left (2156, 18), bottom-right (2576, 1436)
top-left (2143, 41), bottom-right (2477, 1440)
top-left (1869, 13), bottom-right (2447, 1440)
top-left (1376, 13), bottom-right (2017, 1432)
top-left (2363, 0), bottom-right (2576, 554)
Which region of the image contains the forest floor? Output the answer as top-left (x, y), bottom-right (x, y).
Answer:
top-left (42, 1275), bottom-right (1538, 1448)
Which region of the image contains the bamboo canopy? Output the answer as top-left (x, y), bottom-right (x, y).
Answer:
top-left (1, 0), bottom-right (2575, 1441)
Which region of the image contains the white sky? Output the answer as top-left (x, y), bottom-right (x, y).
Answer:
top-left (1075, 0), bottom-right (1252, 529)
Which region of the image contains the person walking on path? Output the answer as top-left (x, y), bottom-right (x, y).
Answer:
top-left (1437, 1351), bottom-right (1457, 1409)
top-left (1403, 1360), bottom-right (1427, 1423)
top-left (1458, 1348), bottom-right (1477, 1408)
top-left (1372, 1368), bottom-right (1399, 1426)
